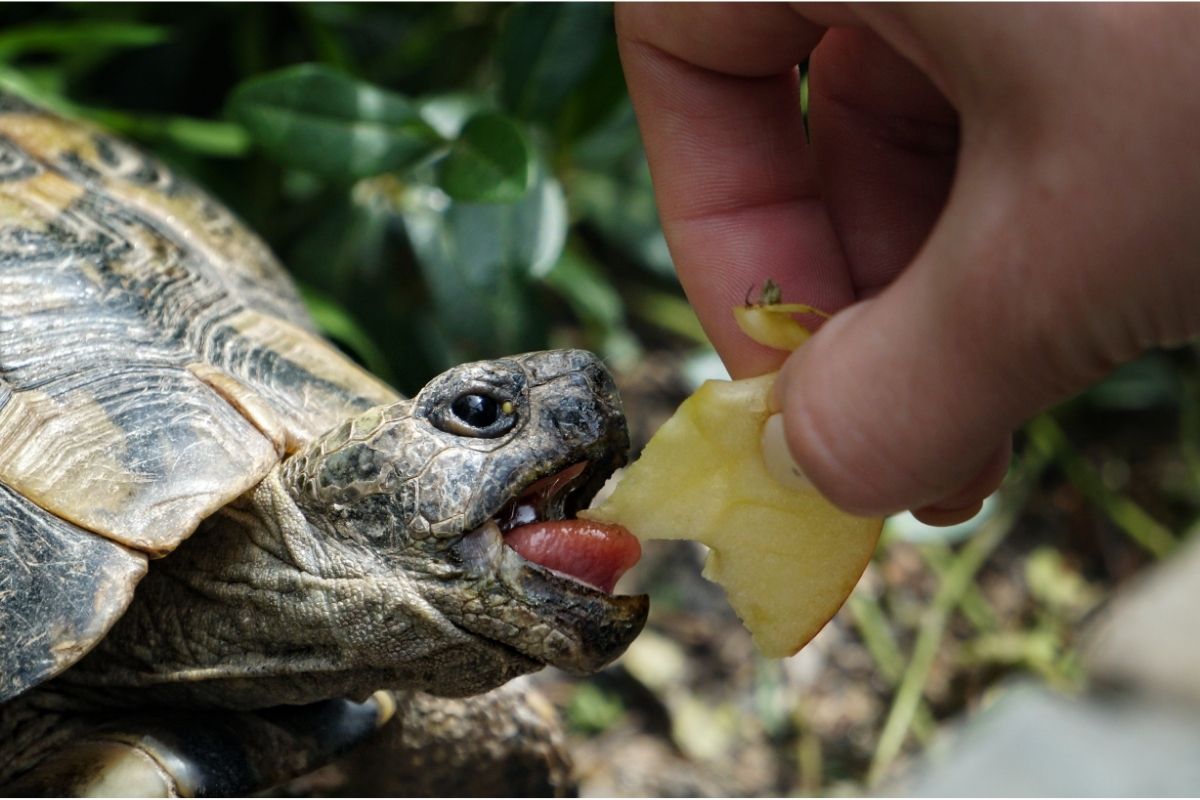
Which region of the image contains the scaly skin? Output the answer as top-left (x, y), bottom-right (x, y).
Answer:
top-left (0, 91), bottom-right (648, 794)
top-left (1, 352), bottom-right (647, 790)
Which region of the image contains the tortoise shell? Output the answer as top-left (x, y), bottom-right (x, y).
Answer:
top-left (0, 92), bottom-right (399, 701)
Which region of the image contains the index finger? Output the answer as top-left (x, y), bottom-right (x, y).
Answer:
top-left (617, 3), bottom-right (853, 378)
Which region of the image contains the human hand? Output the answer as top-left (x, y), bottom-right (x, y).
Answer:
top-left (618, 4), bottom-right (1200, 525)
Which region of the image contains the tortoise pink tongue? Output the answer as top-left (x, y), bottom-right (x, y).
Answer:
top-left (504, 520), bottom-right (640, 593)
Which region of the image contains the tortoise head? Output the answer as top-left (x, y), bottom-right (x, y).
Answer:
top-left (282, 349), bottom-right (647, 694)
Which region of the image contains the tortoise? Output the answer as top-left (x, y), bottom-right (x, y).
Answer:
top-left (0, 90), bottom-right (648, 795)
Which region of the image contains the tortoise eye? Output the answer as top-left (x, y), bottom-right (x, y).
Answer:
top-left (452, 394), bottom-right (499, 428)
top-left (437, 393), bottom-right (516, 438)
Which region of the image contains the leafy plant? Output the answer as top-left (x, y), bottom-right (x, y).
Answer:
top-left (228, 64), bottom-right (446, 181)
top-left (0, 3), bottom-right (687, 393)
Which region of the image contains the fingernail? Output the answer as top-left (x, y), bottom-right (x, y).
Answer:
top-left (769, 339), bottom-right (809, 414)
top-left (761, 413), bottom-right (811, 491)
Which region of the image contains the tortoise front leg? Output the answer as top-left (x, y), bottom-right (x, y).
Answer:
top-left (307, 680), bottom-right (575, 797)
top-left (4, 694), bottom-right (392, 797)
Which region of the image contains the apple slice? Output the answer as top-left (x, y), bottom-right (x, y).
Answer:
top-left (582, 372), bottom-right (881, 657)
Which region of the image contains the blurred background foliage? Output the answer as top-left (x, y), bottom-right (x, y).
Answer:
top-left (3, 3), bottom-right (1200, 795)
top-left (0, 2), bottom-right (693, 394)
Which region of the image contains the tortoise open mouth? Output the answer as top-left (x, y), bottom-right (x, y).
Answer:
top-left (449, 454), bottom-right (648, 675)
top-left (459, 457), bottom-right (640, 595)
top-left (493, 461), bottom-right (640, 594)
top-left (496, 461), bottom-right (596, 533)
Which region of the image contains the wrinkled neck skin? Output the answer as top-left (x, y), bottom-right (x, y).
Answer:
top-left (54, 466), bottom-right (536, 711)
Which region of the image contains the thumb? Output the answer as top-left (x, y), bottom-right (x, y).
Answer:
top-left (771, 171), bottom-right (1124, 518)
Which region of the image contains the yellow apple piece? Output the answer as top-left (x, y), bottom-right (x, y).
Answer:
top-left (731, 302), bottom-right (828, 351)
top-left (582, 373), bottom-right (881, 657)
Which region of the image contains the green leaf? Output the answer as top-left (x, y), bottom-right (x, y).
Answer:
top-left (88, 110), bottom-right (251, 158)
top-left (0, 22), bottom-right (168, 62)
top-left (497, 4), bottom-right (611, 124)
top-left (160, 117), bottom-right (250, 157)
top-left (0, 68), bottom-right (248, 158)
top-left (228, 63), bottom-right (444, 180)
top-left (403, 158), bottom-right (568, 360)
top-left (438, 112), bottom-right (533, 203)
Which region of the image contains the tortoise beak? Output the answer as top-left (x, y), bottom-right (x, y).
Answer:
top-left (498, 550), bottom-right (649, 674)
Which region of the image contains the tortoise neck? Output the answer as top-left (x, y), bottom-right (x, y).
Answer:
top-left (51, 469), bottom-right (533, 710)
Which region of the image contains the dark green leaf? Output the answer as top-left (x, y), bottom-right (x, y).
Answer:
top-left (404, 159), bottom-right (568, 360)
top-left (228, 63), bottom-right (443, 180)
top-left (497, 4), bottom-right (611, 124)
top-left (0, 68), bottom-right (249, 159)
top-left (438, 112), bottom-right (533, 203)
top-left (570, 99), bottom-right (641, 169)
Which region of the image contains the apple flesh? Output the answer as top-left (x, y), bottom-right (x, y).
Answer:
top-left (582, 373), bottom-right (881, 657)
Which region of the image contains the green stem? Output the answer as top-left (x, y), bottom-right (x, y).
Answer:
top-left (1026, 414), bottom-right (1176, 558)
top-left (866, 448), bottom-right (1049, 787)
top-left (920, 543), bottom-right (999, 632)
top-left (847, 593), bottom-right (936, 744)
top-left (794, 709), bottom-right (824, 796)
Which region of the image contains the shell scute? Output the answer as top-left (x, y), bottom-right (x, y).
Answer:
top-left (0, 93), bottom-right (399, 693)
